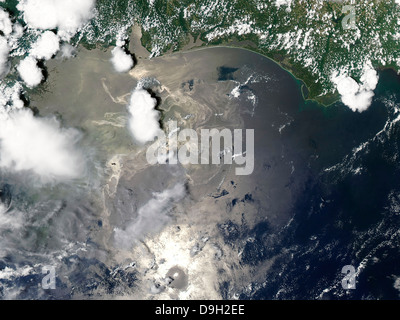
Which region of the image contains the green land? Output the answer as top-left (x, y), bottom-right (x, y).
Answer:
top-left (3, 0), bottom-right (400, 105)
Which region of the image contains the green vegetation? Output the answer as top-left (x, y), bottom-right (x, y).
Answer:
top-left (3, 0), bottom-right (399, 104)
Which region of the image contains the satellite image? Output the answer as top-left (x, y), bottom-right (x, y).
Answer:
top-left (0, 0), bottom-right (400, 301)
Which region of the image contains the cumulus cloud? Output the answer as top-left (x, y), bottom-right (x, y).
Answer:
top-left (110, 46), bottom-right (134, 73)
top-left (0, 36), bottom-right (9, 77)
top-left (275, 0), bottom-right (293, 11)
top-left (17, 0), bottom-right (95, 39)
top-left (276, 0), bottom-right (292, 6)
top-left (59, 43), bottom-right (76, 59)
top-left (30, 31), bottom-right (60, 60)
top-left (0, 108), bottom-right (84, 180)
top-left (0, 204), bottom-right (23, 231)
top-left (114, 183), bottom-right (186, 249)
top-left (128, 86), bottom-right (162, 144)
top-left (0, 82), bottom-right (24, 112)
top-left (0, 8), bottom-right (13, 37)
top-left (17, 56), bottom-right (43, 88)
top-left (331, 63), bottom-right (379, 112)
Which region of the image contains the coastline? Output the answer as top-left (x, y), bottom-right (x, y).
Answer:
top-left (133, 36), bottom-right (341, 108)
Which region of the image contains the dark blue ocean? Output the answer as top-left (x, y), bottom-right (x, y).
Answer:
top-left (227, 54), bottom-right (400, 299)
top-left (1, 47), bottom-right (400, 300)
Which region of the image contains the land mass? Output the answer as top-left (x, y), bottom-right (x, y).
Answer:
top-left (2, 0), bottom-right (398, 106)
top-left (74, 0), bottom-right (399, 105)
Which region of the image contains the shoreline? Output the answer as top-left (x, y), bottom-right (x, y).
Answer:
top-left (136, 42), bottom-right (341, 108)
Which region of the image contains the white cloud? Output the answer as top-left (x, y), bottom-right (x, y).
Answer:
top-left (0, 36), bottom-right (9, 77)
top-left (0, 82), bottom-right (24, 111)
top-left (360, 66), bottom-right (379, 90)
top-left (0, 108), bottom-right (84, 180)
top-left (0, 8), bottom-right (23, 60)
top-left (59, 43), bottom-right (76, 59)
top-left (6, 24), bottom-right (24, 50)
top-left (276, 0), bottom-right (292, 6)
top-left (0, 204), bottom-right (23, 230)
top-left (17, 0), bottom-right (95, 39)
top-left (275, 0), bottom-right (293, 11)
top-left (0, 8), bottom-right (13, 37)
top-left (114, 183), bottom-right (186, 249)
top-left (17, 56), bottom-right (43, 88)
top-left (331, 63), bottom-right (379, 112)
top-left (30, 31), bottom-right (60, 60)
top-left (110, 46), bottom-right (134, 73)
top-left (12, 24), bottom-right (24, 39)
top-left (394, 276), bottom-right (400, 296)
top-left (128, 86), bottom-right (162, 144)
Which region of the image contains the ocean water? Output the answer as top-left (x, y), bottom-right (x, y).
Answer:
top-left (197, 48), bottom-right (400, 299)
top-left (234, 62), bottom-right (400, 299)
top-left (1, 45), bottom-right (400, 299)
